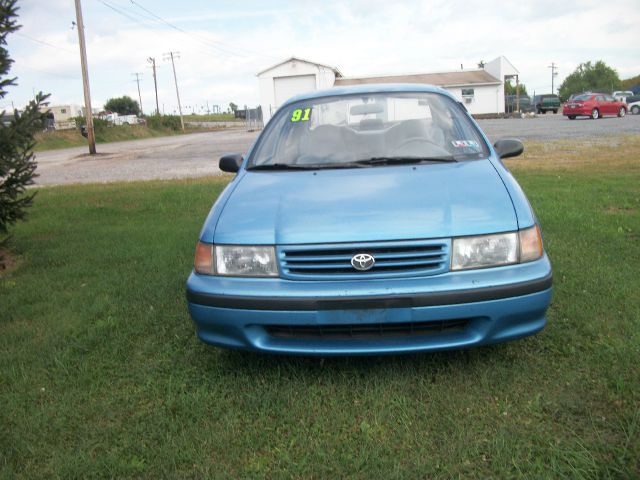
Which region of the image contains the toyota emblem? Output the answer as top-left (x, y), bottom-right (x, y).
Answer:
top-left (351, 253), bottom-right (375, 271)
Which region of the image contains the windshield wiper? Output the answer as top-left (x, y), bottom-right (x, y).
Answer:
top-left (247, 163), bottom-right (320, 171)
top-left (247, 156), bottom-right (456, 171)
top-left (248, 162), bottom-right (366, 171)
top-left (355, 156), bottom-right (457, 165)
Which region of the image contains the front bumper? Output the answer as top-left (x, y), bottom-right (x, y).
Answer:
top-left (186, 255), bottom-right (552, 355)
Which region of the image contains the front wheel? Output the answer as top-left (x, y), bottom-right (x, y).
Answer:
top-left (618, 107), bottom-right (626, 117)
top-left (553, 109), bottom-right (558, 114)
top-left (591, 108), bottom-right (600, 119)
top-left (631, 105), bottom-right (640, 115)
top-left (568, 115), bottom-right (576, 120)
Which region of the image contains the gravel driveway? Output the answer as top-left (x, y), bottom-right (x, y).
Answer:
top-left (34, 114), bottom-right (640, 186)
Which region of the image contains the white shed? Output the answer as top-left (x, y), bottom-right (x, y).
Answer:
top-left (257, 57), bottom-right (342, 123)
top-left (483, 56), bottom-right (520, 114)
top-left (335, 70), bottom-right (503, 115)
top-left (257, 56), bottom-right (518, 119)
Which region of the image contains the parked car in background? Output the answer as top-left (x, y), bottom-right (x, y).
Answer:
top-left (623, 94), bottom-right (640, 105)
top-left (505, 94), bottom-right (533, 113)
top-left (186, 84), bottom-right (553, 356)
top-left (532, 94), bottom-right (560, 114)
top-left (628, 99), bottom-right (640, 115)
top-left (612, 90), bottom-right (634, 102)
top-left (563, 93), bottom-right (627, 119)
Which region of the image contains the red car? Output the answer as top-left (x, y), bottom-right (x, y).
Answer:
top-left (563, 93), bottom-right (627, 119)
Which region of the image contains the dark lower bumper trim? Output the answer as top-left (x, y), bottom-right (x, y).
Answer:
top-left (187, 273), bottom-right (552, 311)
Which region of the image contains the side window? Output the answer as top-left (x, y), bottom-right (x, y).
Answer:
top-left (604, 95), bottom-right (614, 102)
top-left (596, 95), bottom-right (604, 102)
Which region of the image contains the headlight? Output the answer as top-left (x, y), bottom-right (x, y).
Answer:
top-left (451, 225), bottom-right (543, 271)
top-left (194, 243), bottom-right (278, 276)
top-left (215, 245), bottom-right (278, 277)
top-left (451, 232), bottom-right (518, 270)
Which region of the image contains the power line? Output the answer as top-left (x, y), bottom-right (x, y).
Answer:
top-left (130, 0), bottom-right (248, 58)
top-left (98, 0), bottom-right (278, 66)
top-left (14, 32), bottom-right (75, 54)
top-left (97, 0), bottom-right (251, 62)
top-left (129, 0), bottom-right (278, 60)
top-left (97, 0), bottom-right (155, 27)
top-left (15, 64), bottom-right (81, 80)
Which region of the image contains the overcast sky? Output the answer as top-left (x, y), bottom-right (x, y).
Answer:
top-left (3, 0), bottom-right (640, 113)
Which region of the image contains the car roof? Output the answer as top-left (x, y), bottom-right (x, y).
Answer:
top-left (281, 83), bottom-right (457, 107)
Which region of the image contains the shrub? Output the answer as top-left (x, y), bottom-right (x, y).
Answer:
top-left (0, 0), bottom-right (49, 265)
top-left (145, 115), bottom-right (182, 131)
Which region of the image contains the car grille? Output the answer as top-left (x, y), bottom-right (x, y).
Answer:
top-left (265, 319), bottom-right (470, 340)
top-left (278, 239), bottom-right (450, 280)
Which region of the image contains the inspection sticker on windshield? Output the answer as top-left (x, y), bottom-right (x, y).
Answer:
top-left (290, 107), bottom-right (312, 122)
top-left (452, 140), bottom-right (479, 148)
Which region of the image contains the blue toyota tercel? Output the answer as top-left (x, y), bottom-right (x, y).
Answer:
top-left (186, 84), bottom-right (552, 355)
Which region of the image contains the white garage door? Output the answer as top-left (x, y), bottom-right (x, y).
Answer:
top-left (274, 75), bottom-right (316, 108)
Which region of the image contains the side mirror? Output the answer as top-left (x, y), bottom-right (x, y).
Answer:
top-left (219, 153), bottom-right (243, 173)
top-left (493, 139), bottom-right (524, 159)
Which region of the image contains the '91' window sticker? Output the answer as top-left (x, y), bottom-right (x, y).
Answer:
top-left (290, 107), bottom-right (312, 122)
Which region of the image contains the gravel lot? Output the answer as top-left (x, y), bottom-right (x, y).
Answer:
top-left (34, 113), bottom-right (640, 186)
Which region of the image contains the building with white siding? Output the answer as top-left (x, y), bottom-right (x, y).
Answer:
top-left (257, 56), bottom-right (519, 123)
top-left (257, 57), bottom-right (342, 123)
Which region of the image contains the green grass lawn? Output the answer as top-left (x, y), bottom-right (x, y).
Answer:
top-left (34, 123), bottom-right (230, 152)
top-left (1, 138), bottom-right (639, 478)
top-left (186, 113), bottom-right (241, 122)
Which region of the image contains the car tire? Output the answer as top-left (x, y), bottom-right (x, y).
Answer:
top-left (568, 115), bottom-right (576, 120)
top-left (553, 109), bottom-right (558, 114)
top-left (617, 107), bottom-right (626, 118)
top-left (631, 105), bottom-right (640, 115)
top-left (591, 108), bottom-right (600, 120)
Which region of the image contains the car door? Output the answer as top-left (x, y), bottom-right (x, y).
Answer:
top-left (594, 95), bottom-right (606, 115)
top-left (602, 94), bottom-right (616, 115)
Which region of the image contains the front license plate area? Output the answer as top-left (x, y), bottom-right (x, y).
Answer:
top-left (317, 308), bottom-right (411, 324)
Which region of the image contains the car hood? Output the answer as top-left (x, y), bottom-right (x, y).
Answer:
top-left (213, 160), bottom-right (518, 245)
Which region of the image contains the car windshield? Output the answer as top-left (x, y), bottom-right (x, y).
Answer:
top-left (248, 92), bottom-right (489, 169)
top-left (572, 94), bottom-right (591, 101)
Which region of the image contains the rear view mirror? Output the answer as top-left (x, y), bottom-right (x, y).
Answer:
top-left (219, 153), bottom-right (243, 173)
top-left (350, 103), bottom-right (384, 115)
top-left (493, 139), bottom-right (524, 159)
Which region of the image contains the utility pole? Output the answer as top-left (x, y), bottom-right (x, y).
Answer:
top-left (132, 72), bottom-right (143, 115)
top-left (548, 62), bottom-right (558, 94)
top-left (515, 75), bottom-right (520, 113)
top-left (147, 57), bottom-right (159, 115)
top-left (74, 0), bottom-right (96, 154)
top-left (164, 51), bottom-right (184, 131)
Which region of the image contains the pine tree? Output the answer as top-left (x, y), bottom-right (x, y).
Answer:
top-left (0, 0), bottom-right (49, 266)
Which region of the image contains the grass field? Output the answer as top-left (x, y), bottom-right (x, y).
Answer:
top-left (1, 137), bottom-right (639, 478)
top-left (186, 113), bottom-right (241, 122)
top-left (34, 122), bottom-right (230, 152)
